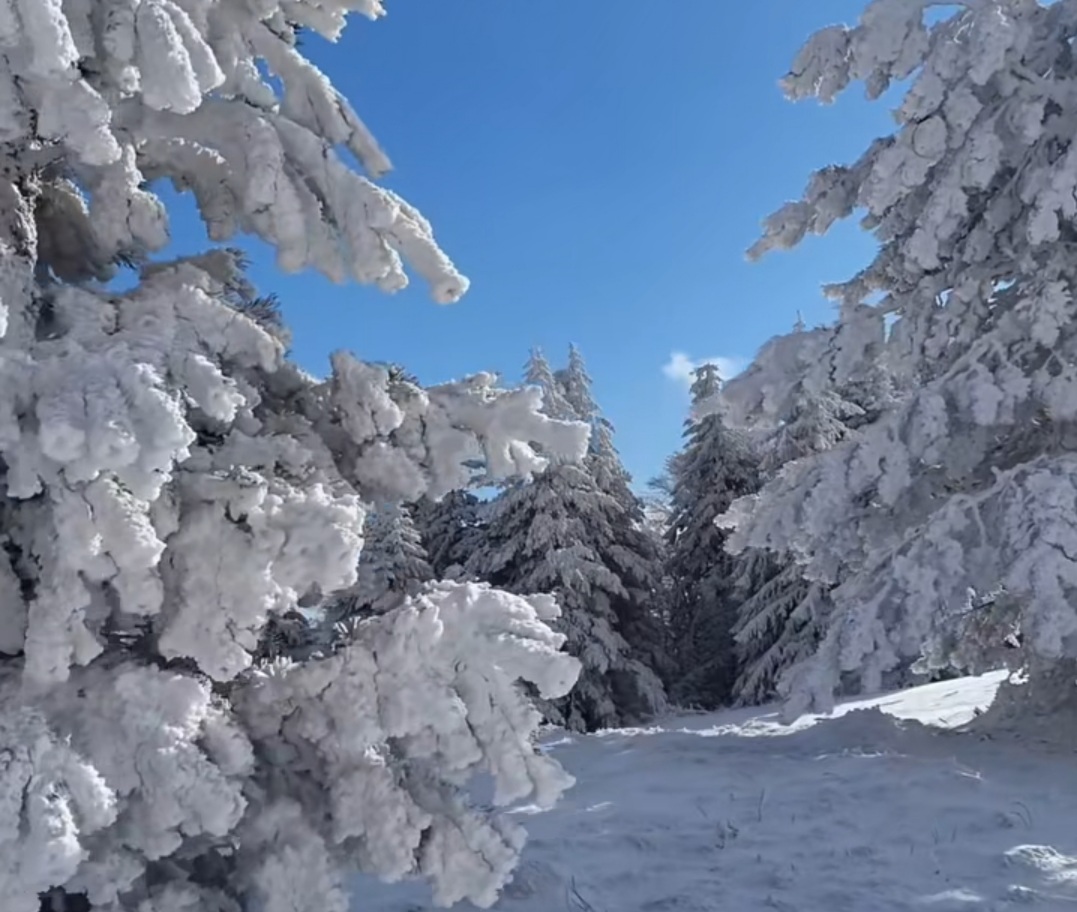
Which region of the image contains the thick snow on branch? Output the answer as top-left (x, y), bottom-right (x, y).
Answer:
top-left (238, 581), bottom-right (580, 909)
top-left (752, 0), bottom-right (1077, 358)
top-left (725, 0), bottom-right (1077, 713)
top-left (0, 0), bottom-right (466, 300)
top-left (0, 663), bottom-right (252, 911)
top-left (0, 702), bottom-right (116, 912)
top-left (0, 250), bottom-right (588, 687)
top-left (0, 5), bottom-right (588, 910)
top-left (322, 354), bottom-right (590, 502)
top-left (738, 449), bottom-right (1077, 716)
top-left (0, 240), bottom-right (585, 906)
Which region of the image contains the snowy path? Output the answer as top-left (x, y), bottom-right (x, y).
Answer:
top-left (352, 673), bottom-right (1077, 912)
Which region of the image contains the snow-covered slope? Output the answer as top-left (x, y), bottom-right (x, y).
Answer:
top-left (352, 672), bottom-right (1077, 911)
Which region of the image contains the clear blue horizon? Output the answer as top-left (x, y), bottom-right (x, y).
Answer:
top-left (168, 0), bottom-right (893, 488)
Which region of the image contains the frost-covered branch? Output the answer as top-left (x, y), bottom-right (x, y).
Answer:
top-left (0, 248), bottom-right (587, 907)
top-left (0, 0), bottom-right (467, 300)
top-left (237, 582), bottom-right (580, 909)
top-left (727, 0), bottom-right (1077, 715)
top-left (0, 4), bottom-right (592, 910)
top-left (0, 34), bottom-right (590, 912)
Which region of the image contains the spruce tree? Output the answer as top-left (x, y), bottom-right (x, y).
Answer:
top-left (327, 502), bottom-right (434, 625)
top-left (725, 0), bottom-right (1077, 720)
top-left (555, 346), bottom-right (670, 678)
top-left (666, 364), bottom-right (762, 709)
top-left (731, 382), bottom-right (858, 705)
top-left (0, 5), bottom-right (591, 909)
top-left (525, 347), bottom-right (575, 422)
top-left (557, 345), bottom-right (635, 506)
top-left (732, 563), bottom-right (831, 706)
top-left (469, 350), bottom-right (667, 731)
top-left (412, 490), bottom-right (486, 580)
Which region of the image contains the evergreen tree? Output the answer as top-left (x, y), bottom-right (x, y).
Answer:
top-left (0, 6), bottom-right (592, 909)
top-left (726, 0), bottom-right (1077, 721)
top-left (732, 563), bottom-right (831, 706)
top-left (525, 347), bottom-right (575, 422)
top-left (412, 490), bottom-right (487, 580)
top-left (731, 382), bottom-right (857, 705)
top-left (759, 382), bottom-right (860, 476)
top-left (469, 350), bottom-right (667, 731)
top-left (666, 364), bottom-right (762, 709)
top-left (555, 345), bottom-right (670, 677)
top-left (328, 502), bottom-right (434, 624)
top-left (641, 462), bottom-right (678, 639)
top-left (557, 345), bottom-right (634, 505)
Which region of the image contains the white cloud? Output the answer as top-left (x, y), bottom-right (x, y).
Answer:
top-left (662, 351), bottom-right (745, 389)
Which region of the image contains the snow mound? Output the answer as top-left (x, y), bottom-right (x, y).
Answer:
top-left (352, 672), bottom-right (1077, 911)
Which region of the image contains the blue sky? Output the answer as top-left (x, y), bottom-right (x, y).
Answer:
top-left (170, 0), bottom-right (895, 488)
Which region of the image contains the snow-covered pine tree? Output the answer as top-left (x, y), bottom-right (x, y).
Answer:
top-left (0, 5), bottom-right (590, 911)
top-left (730, 379), bottom-right (859, 706)
top-left (666, 363), bottom-right (762, 709)
top-left (412, 489), bottom-right (487, 580)
top-left (758, 381), bottom-right (861, 477)
top-left (525, 346), bottom-right (576, 422)
top-left (326, 501), bottom-right (434, 624)
top-left (558, 345), bottom-right (638, 500)
top-left (723, 0), bottom-right (1077, 722)
top-left (468, 349), bottom-right (667, 732)
top-left (554, 345), bottom-right (671, 680)
top-left (732, 564), bottom-right (832, 706)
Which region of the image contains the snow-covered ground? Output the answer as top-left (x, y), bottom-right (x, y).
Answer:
top-left (352, 672), bottom-right (1077, 911)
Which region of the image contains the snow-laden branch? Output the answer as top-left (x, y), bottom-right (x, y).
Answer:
top-left (0, 0), bottom-right (467, 300)
top-left (0, 236), bottom-right (586, 905)
top-left (311, 353), bottom-right (590, 503)
top-left (0, 5), bottom-right (590, 910)
top-left (726, 0), bottom-right (1077, 714)
top-left (0, 255), bottom-right (589, 686)
top-left (238, 582), bottom-right (580, 909)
